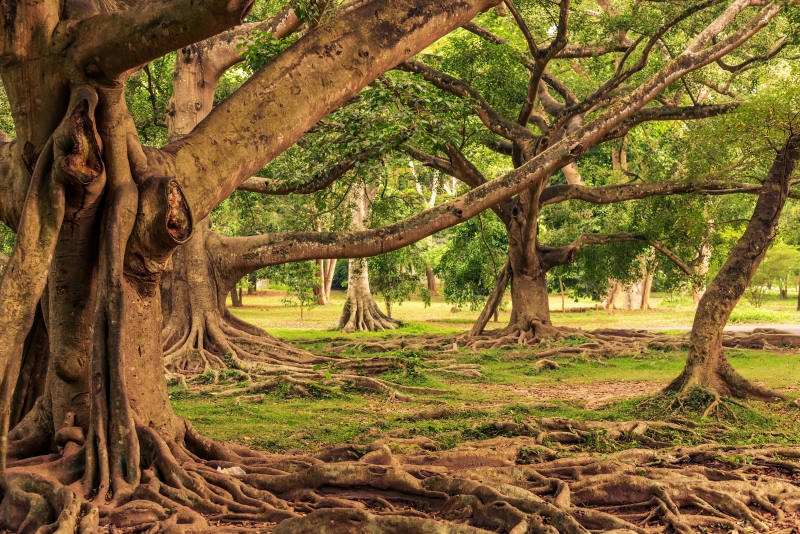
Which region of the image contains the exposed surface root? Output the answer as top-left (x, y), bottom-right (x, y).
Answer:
top-left (4, 414), bottom-right (800, 533)
top-left (162, 308), bottom-right (328, 376)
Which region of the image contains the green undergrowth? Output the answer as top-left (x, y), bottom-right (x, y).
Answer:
top-left (171, 343), bottom-right (800, 454)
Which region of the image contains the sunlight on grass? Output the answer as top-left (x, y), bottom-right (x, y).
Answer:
top-left (229, 289), bottom-right (800, 333)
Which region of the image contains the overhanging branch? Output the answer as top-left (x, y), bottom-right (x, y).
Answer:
top-left (160, 0), bottom-right (503, 223)
top-left (66, 0), bottom-right (255, 81)
top-left (238, 132), bottom-right (410, 195)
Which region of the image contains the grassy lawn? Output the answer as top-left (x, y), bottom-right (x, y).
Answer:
top-left (172, 341), bottom-right (800, 454)
top-left (166, 288), bottom-right (800, 459)
top-left (229, 288), bottom-right (800, 333)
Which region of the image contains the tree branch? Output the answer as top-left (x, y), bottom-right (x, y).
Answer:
top-left (539, 231), bottom-right (694, 275)
top-left (159, 0), bottom-right (503, 223)
top-left (66, 0), bottom-right (256, 81)
top-left (462, 22), bottom-right (507, 45)
top-left (540, 178), bottom-right (766, 207)
top-left (600, 103), bottom-right (738, 142)
top-left (397, 60), bottom-right (537, 144)
top-left (238, 132), bottom-right (411, 195)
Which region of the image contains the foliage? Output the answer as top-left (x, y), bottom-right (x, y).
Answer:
top-left (435, 213), bottom-right (507, 311)
top-left (746, 242), bottom-right (800, 306)
top-left (239, 31), bottom-right (297, 72)
top-left (0, 223), bottom-right (14, 257)
top-left (368, 247), bottom-right (430, 318)
top-left (267, 261), bottom-right (319, 320)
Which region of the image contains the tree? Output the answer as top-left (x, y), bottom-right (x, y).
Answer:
top-left (401, 0), bottom-right (795, 340)
top-left (746, 241), bottom-right (800, 304)
top-left (0, 0), bottom-right (789, 531)
top-left (369, 246), bottom-right (431, 319)
top-left (666, 86), bottom-right (800, 407)
top-left (337, 185), bottom-right (401, 332)
top-left (271, 260), bottom-right (318, 320)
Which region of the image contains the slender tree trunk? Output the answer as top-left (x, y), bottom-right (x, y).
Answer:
top-left (559, 275), bottom-right (565, 312)
top-left (796, 272), bottom-right (800, 311)
top-left (248, 272), bottom-right (257, 295)
top-left (641, 271), bottom-right (655, 310)
top-left (315, 258), bottom-right (329, 305)
top-left (426, 266), bottom-right (438, 295)
top-left (667, 132), bottom-right (800, 401)
top-left (470, 262), bottom-right (510, 336)
top-left (230, 286), bottom-right (243, 307)
top-left (337, 187), bottom-right (400, 332)
top-left (323, 258), bottom-right (336, 303)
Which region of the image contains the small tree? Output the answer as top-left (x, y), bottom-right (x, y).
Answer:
top-left (746, 242), bottom-right (800, 306)
top-left (368, 246), bottom-right (431, 318)
top-left (268, 261), bottom-right (319, 320)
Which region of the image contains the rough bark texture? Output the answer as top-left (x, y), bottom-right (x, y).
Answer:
top-left (667, 131), bottom-right (800, 405)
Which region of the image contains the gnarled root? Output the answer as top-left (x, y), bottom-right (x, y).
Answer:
top-left (338, 293), bottom-right (401, 333)
top-left (4, 416), bottom-right (800, 534)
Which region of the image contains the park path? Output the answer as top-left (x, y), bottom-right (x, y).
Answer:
top-left (641, 324), bottom-right (800, 334)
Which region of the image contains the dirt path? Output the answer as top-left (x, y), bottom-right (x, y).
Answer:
top-left (473, 381), bottom-right (666, 408)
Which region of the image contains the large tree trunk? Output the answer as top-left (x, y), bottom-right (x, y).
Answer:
top-left (159, 14), bottom-right (323, 374)
top-left (500, 177), bottom-right (563, 339)
top-left (161, 219), bottom-right (322, 374)
top-left (666, 132), bottom-right (800, 403)
top-left (339, 257), bottom-right (399, 332)
top-left (337, 188), bottom-right (400, 332)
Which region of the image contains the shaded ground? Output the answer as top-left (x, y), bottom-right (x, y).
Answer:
top-left (172, 334), bottom-right (800, 452)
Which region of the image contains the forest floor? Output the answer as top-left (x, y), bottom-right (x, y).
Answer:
top-left (171, 340), bottom-right (800, 453)
top-left (163, 291), bottom-right (800, 532)
top-left (172, 288), bottom-right (800, 452)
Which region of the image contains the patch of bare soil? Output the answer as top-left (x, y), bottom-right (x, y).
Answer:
top-left (503, 381), bottom-right (665, 408)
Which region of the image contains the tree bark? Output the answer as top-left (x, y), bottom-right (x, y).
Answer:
top-left (666, 131), bottom-right (800, 401)
top-left (230, 285), bottom-right (243, 307)
top-left (692, 240), bottom-right (712, 310)
top-left (426, 266), bottom-right (438, 295)
top-left (470, 262), bottom-right (511, 336)
top-left (337, 187), bottom-right (400, 333)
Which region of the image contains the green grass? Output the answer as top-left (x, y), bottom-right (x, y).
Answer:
top-left (231, 288), bottom-right (800, 334)
top-left (172, 343), bottom-right (800, 453)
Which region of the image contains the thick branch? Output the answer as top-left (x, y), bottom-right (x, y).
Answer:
top-left (161, 0), bottom-right (503, 223)
top-left (66, 0), bottom-right (255, 81)
top-left (540, 178), bottom-right (766, 207)
top-left (538, 232), bottom-right (645, 268)
top-left (539, 232), bottom-right (694, 275)
top-left (600, 103), bottom-right (738, 142)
